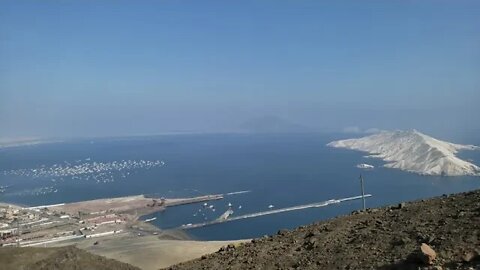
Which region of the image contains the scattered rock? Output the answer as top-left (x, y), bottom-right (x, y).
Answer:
top-left (461, 250), bottom-right (479, 262)
top-left (303, 238), bottom-right (319, 250)
top-left (418, 243), bottom-right (436, 265)
top-left (393, 237), bottom-right (410, 246)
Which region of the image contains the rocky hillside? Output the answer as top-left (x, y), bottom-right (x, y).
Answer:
top-left (167, 190), bottom-right (480, 270)
top-left (0, 246), bottom-right (140, 270)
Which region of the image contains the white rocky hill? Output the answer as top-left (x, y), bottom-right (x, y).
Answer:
top-left (327, 130), bottom-right (480, 176)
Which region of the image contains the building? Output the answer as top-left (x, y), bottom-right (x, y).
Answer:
top-left (0, 228), bottom-right (18, 239)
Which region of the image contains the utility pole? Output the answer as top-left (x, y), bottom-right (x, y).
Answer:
top-left (359, 174), bottom-right (366, 211)
top-left (16, 218), bottom-right (20, 247)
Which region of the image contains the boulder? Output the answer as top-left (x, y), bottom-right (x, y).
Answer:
top-left (461, 249), bottom-right (479, 262)
top-left (418, 243), bottom-right (436, 265)
top-left (227, 244), bottom-right (236, 251)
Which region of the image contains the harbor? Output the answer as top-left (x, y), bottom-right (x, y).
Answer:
top-left (1, 191), bottom-right (373, 247)
top-left (180, 194), bottom-right (373, 229)
top-left (0, 193), bottom-right (226, 247)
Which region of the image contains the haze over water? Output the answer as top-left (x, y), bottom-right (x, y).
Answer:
top-left (1, 133), bottom-right (479, 240)
top-left (1, 1), bottom-right (479, 140)
top-left (1, 0), bottom-right (480, 242)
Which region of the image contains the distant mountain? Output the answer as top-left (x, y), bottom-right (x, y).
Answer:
top-left (239, 116), bottom-right (310, 133)
top-left (327, 130), bottom-right (480, 176)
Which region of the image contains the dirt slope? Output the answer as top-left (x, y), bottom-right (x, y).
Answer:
top-left (167, 190), bottom-right (480, 270)
top-left (0, 245), bottom-right (140, 270)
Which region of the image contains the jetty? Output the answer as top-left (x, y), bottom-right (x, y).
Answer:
top-left (181, 194), bottom-right (373, 229)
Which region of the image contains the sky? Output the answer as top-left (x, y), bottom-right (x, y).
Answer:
top-left (1, 1), bottom-right (479, 141)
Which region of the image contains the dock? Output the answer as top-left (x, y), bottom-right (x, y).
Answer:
top-left (164, 194), bottom-right (224, 207)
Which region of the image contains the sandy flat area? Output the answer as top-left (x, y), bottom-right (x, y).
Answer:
top-left (75, 234), bottom-right (247, 270)
top-left (50, 195), bottom-right (154, 215)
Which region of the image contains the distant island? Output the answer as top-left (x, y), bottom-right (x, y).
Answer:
top-left (238, 116), bottom-right (311, 133)
top-left (327, 130), bottom-right (480, 176)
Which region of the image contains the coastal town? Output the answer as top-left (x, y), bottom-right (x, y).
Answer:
top-left (0, 194), bottom-right (223, 247)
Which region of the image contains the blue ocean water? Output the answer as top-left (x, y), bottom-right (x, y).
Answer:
top-left (1, 133), bottom-right (479, 240)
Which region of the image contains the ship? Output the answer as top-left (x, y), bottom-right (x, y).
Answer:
top-left (356, 163), bottom-right (374, 169)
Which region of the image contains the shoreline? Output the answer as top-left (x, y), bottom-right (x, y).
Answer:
top-left (0, 193), bottom-right (225, 247)
top-left (1, 193), bottom-right (246, 269)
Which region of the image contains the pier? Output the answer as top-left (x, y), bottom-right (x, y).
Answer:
top-left (180, 194), bottom-right (373, 229)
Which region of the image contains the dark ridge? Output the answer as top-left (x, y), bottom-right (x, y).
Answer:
top-left (0, 245), bottom-right (140, 270)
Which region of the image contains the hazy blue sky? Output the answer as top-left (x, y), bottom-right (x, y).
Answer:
top-left (1, 1), bottom-right (479, 140)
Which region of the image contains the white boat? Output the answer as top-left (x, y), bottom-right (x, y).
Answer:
top-left (326, 199), bottom-right (340, 204)
top-left (268, 204), bottom-right (274, 209)
top-left (356, 163), bottom-right (374, 169)
top-left (144, 217), bottom-right (157, 222)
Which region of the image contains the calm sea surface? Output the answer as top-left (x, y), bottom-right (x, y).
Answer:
top-left (1, 133), bottom-right (479, 240)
